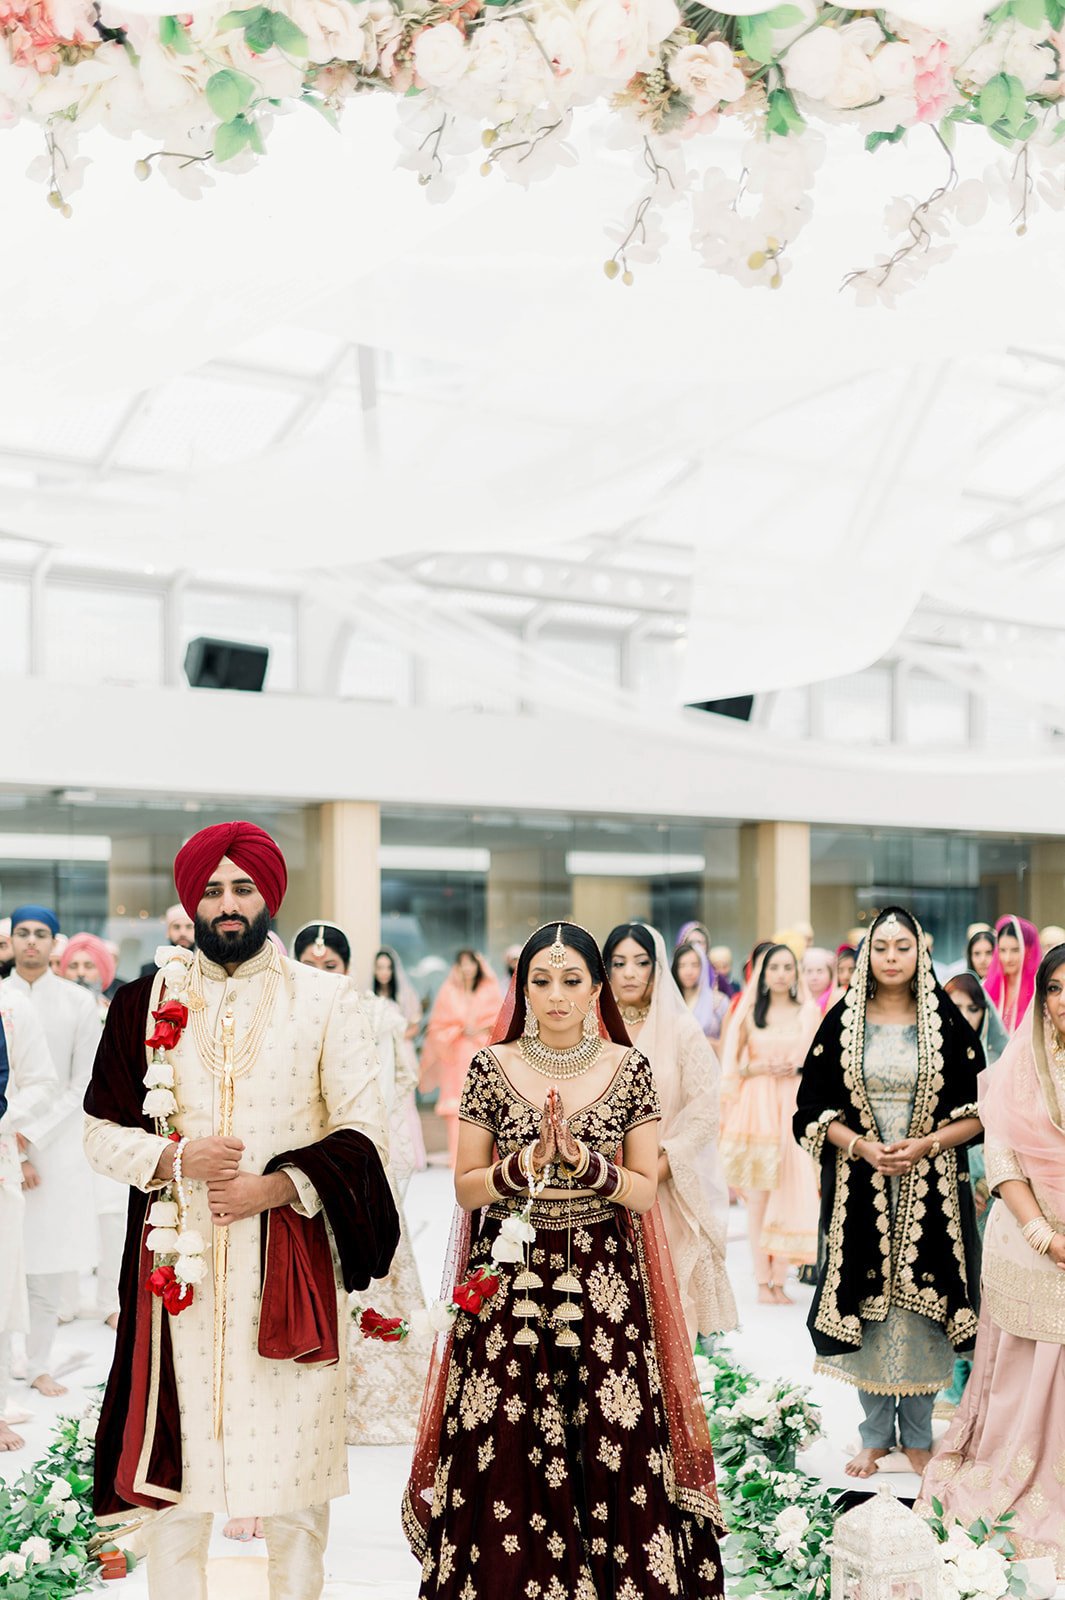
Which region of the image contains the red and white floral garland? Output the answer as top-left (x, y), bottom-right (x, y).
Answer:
top-left (141, 945), bottom-right (208, 1317)
top-left (354, 1202), bottom-right (536, 1343)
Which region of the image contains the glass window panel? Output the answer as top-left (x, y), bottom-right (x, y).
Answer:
top-left (44, 583), bottom-right (163, 686)
top-left (181, 587), bottom-right (297, 692)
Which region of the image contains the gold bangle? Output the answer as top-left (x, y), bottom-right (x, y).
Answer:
top-left (612, 1166), bottom-right (633, 1206)
top-left (484, 1164), bottom-right (501, 1202)
top-left (846, 1134), bottom-right (861, 1162)
top-left (928, 1137), bottom-right (942, 1161)
top-left (568, 1141), bottom-right (591, 1180)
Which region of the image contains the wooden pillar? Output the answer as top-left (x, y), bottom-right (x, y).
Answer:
top-left (318, 801), bottom-right (380, 986)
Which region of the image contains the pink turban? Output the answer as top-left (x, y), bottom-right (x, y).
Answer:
top-left (174, 822), bottom-right (288, 918)
top-left (59, 933), bottom-right (116, 992)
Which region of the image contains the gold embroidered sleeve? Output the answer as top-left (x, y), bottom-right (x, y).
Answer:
top-left (620, 1049), bottom-right (661, 1132)
top-left (799, 1107), bottom-right (841, 1163)
top-left (458, 1052), bottom-right (500, 1134)
top-left (984, 1138), bottom-right (1026, 1194)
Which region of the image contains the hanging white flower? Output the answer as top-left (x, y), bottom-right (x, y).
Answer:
top-left (490, 1212), bottom-right (536, 1263)
top-left (174, 1230), bottom-right (205, 1256)
top-left (142, 1088), bottom-right (178, 1118)
top-left (147, 1200), bottom-right (179, 1228)
top-left (174, 1254), bottom-right (207, 1285)
top-left (144, 1061), bottom-right (175, 1089)
top-left (145, 1226), bottom-right (181, 1253)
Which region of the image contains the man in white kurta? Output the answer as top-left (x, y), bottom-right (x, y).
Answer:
top-left (83, 823), bottom-right (391, 1600)
top-left (3, 904), bottom-right (99, 1395)
top-left (0, 988), bottom-right (56, 1450)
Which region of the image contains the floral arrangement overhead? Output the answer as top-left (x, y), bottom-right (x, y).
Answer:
top-left (1, 0), bottom-right (1064, 295)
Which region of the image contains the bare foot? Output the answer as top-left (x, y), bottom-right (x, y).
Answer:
top-left (30, 1374), bottom-right (68, 1398)
top-left (223, 1518), bottom-right (258, 1542)
top-left (845, 1447), bottom-right (889, 1479)
top-left (105, 1313), bottom-right (119, 1331)
top-left (0, 1421), bottom-right (24, 1451)
top-left (757, 1282), bottom-right (775, 1305)
top-left (903, 1447), bottom-right (932, 1475)
top-left (770, 1283), bottom-right (793, 1305)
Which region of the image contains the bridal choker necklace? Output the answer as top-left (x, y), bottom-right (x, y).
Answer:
top-left (518, 1033), bottom-right (603, 1079)
top-left (618, 1003), bottom-right (650, 1025)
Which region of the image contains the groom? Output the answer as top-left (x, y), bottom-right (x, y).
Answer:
top-left (84, 820), bottom-right (399, 1600)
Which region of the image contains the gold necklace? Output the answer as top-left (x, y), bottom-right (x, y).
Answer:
top-left (188, 946), bottom-right (280, 1081)
top-left (618, 1003), bottom-right (650, 1025)
top-left (518, 1032), bottom-right (603, 1079)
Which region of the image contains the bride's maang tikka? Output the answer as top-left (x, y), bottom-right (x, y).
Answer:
top-left (548, 924), bottom-right (568, 969)
top-left (878, 912), bottom-right (903, 938)
top-left (313, 924), bottom-right (327, 956)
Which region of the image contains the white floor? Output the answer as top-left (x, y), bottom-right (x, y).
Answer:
top-left (0, 1170), bottom-right (1041, 1595)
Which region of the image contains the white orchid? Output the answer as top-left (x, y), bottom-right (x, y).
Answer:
top-left (146, 1226), bottom-right (181, 1252)
top-left (490, 1211), bottom-right (536, 1264)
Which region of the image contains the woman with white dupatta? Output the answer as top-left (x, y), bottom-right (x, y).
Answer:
top-left (603, 922), bottom-right (737, 1344)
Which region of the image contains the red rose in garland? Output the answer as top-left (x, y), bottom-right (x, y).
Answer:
top-left (359, 1308), bottom-right (406, 1341)
top-left (147, 999), bottom-right (189, 1052)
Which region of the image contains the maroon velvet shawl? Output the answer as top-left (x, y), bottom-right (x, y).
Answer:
top-left (84, 975), bottom-right (398, 1520)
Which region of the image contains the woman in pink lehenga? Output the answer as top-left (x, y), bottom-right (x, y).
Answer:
top-left (720, 944), bottom-right (821, 1304)
top-left (420, 950), bottom-right (503, 1165)
top-left (919, 944), bottom-right (1065, 1579)
top-left (984, 915), bottom-right (1040, 1034)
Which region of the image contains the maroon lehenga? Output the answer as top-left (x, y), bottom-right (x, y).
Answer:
top-left (403, 1045), bottom-right (725, 1600)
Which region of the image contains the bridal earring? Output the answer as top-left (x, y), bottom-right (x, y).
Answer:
top-left (523, 1005), bottom-right (540, 1040)
top-left (581, 1002), bottom-right (599, 1040)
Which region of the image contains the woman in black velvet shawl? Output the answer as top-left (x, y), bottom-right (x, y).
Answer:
top-left (794, 907), bottom-right (983, 1480)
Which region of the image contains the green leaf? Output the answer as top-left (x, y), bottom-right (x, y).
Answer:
top-left (765, 85), bottom-right (804, 136)
top-left (243, 10), bottom-right (275, 49)
top-left (865, 124), bottom-right (906, 151)
top-left (206, 67), bottom-right (256, 122)
top-left (158, 14), bottom-right (192, 53)
top-left (1048, 0), bottom-right (1065, 24)
top-left (302, 91), bottom-right (339, 128)
top-left (1011, 0), bottom-right (1046, 25)
top-left (977, 72), bottom-right (1010, 126)
top-left (244, 116), bottom-right (265, 154)
top-left (267, 11), bottom-right (309, 55)
top-left (213, 115), bottom-right (250, 161)
top-left (767, 3), bottom-right (803, 21)
top-left (216, 4), bottom-right (267, 30)
top-left (739, 10), bottom-right (775, 63)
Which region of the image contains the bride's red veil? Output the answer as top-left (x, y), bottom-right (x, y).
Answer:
top-left (402, 924), bottom-right (723, 1557)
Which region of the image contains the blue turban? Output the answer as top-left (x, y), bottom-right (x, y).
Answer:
top-left (9, 904), bottom-right (60, 937)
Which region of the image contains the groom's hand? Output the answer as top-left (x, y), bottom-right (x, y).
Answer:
top-left (207, 1170), bottom-right (297, 1225)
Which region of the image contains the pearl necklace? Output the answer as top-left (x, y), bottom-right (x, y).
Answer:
top-left (518, 1032), bottom-right (603, 1079)
top-left (188, 945), bottom-right (280, 1081)
top-left (618, 1003), bottom-right (650, 1025)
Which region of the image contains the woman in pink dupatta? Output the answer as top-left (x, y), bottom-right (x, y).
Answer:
top-left (920, 944), bottom-right (1065, 1578)
top-left (984, 915), bottom-right (1040, 1034)
top-left (420, 949), bottom-right (503, 1165)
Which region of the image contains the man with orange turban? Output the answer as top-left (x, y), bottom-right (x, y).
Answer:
top-left (83, 821), bottom-right (399, 1600)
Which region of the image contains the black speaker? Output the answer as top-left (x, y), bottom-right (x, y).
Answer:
top-left (183, 637), bottom-right (269, 693)
top-left (688, 696), bottom-right (754, 722)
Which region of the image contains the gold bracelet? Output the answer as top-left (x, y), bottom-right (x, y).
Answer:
top-left (1022, 1216), bottom-right (1056, 1256)
top-left (612, 1166), bottom-right (633, 1206)
top-left (567, 1141), bottom-right (591, 1180)
top-left (928, 1137), bottom-right (942, 1161)
top-left (484, 1164), bottom-right (501, 1203)
top-left (846, 1134), bottom-right (861, 1161)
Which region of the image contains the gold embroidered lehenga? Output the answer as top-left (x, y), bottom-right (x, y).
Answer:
top-left (403, 1045), bottom-right (725, 1600)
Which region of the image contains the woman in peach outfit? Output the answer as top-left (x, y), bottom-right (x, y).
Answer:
top-left (420, 949), bottom-right (503, 1164)
top-left (721, 944), bottom-right (821, 1303)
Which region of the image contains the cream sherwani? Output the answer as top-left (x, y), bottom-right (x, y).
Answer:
top-left (84, 942), bottom-right (388, 1518)
top-left (0, 993), bottom-right (57, 1336)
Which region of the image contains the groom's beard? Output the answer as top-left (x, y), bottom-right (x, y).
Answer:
top-left (195, 907), bottom-right (271, 968)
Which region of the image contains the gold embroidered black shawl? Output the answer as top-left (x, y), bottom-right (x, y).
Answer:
top-left (793, 909), bottom-right (983, 1356)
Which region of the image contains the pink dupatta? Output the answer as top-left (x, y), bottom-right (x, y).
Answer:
top-left (985, 915), bottom-right (1040, 1034)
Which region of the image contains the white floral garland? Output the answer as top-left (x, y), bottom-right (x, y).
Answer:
top-left (142, 945), bottom-right (207, 1305)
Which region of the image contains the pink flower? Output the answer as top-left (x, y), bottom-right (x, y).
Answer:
top-left (0, 0), bottom-right (95, 70)
top-left (913, 38), bottom-right (951, 123)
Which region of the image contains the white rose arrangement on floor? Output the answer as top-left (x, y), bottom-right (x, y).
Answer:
top-left (3, 0), bottom-right (1065, 297)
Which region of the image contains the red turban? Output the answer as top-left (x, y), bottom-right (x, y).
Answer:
top-left (174, 822), bottom-right (288, 918)
top-left (59, 933), bottom-right (116, 992)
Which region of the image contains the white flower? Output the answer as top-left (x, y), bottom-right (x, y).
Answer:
top-left (463, 21), bottom-right (518, 88)
top-left (146, 1227), bottom-right (181, 1253)
top-left (148, 1200), bottom-right (179, 1228)
top-left (577, 0), bottom-right (677, 80)
top-left (490, 1213), bottom-right (536, 1263)
top-left (19, 1536), bottom-right (51, 1565)
top-left (144, 1061), bottom-right (175, 1090)
top-left (407, 1300), bottom-right (456, 1344)
top-left (0, 1552), bottom-right (27, 1577)
top-left (46, 1477), bottom-right (73, 1504)
top-left (773, 1505), bottom-right (810, 1538)
top-left (156, 945), bottom-right (192, 973)
top-left (161, 961), bottom-right (189, 992)
top-left (143, 1088), bottom-right (178, 1118)
top-left (668, 42), bottom-right (746, 113)
top-left (175, 1230), bottom-right (205, 1256)
top-left (736, 1387), bottom-right (773, 1422)
top-left (174, 1254), bottom-right (207, 1285)
top-left (784, 22), bottom-right (879, 107)
top-left (414, 23), bottom-right (468, 88)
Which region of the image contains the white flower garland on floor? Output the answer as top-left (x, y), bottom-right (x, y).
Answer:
top-left (3, 0), bottom-right (1065, 295)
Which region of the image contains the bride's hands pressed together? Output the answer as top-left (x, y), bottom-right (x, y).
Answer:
top-left (549, 1088), bottom-right (581, 1168)
top-left (530, 1092), bottom-right (558, 1174)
